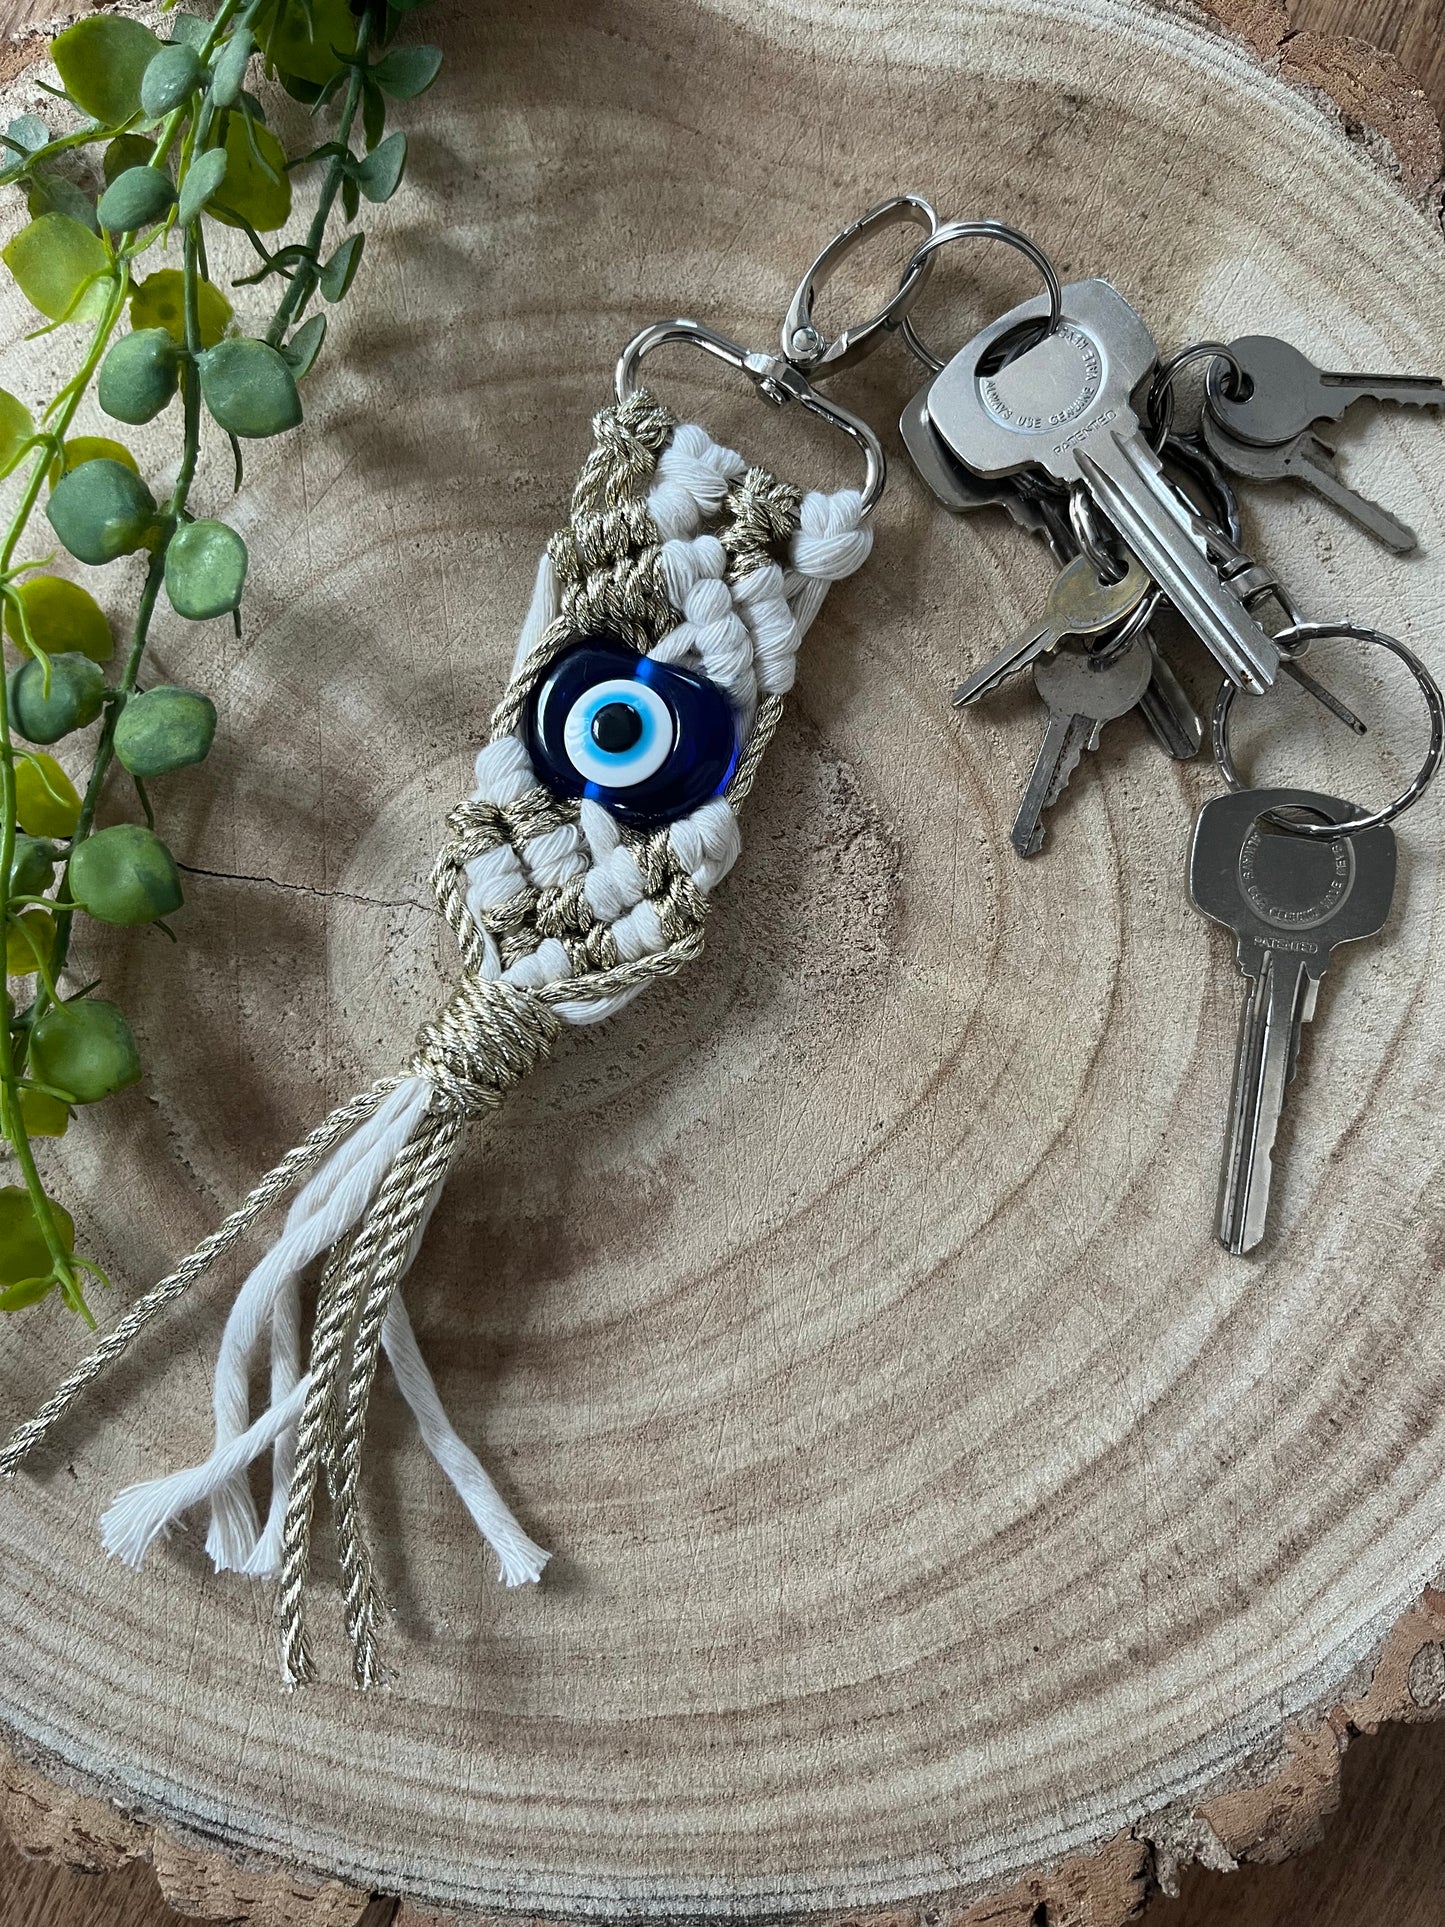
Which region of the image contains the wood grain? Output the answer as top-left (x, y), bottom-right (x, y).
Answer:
top-left (2, 0), bottom-right (1445, 1924)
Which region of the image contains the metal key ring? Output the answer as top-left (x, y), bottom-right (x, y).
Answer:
top-left (895, 220), bottom-right (1063, 374)
top-left (781, 194), bottom-right (939, 378)
top-left (1212, 619), bottom-right (1445, 836)
top-left (616, 319), bottom-right (886, 516)
top-left (1145, 341), bottom-right (1248, 451)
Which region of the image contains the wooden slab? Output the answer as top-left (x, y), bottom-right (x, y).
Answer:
top-left (3, 2), bottom-right (1445, 1922)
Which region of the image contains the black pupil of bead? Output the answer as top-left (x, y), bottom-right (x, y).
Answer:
top-left (591, 700), bottom-right (644, 754)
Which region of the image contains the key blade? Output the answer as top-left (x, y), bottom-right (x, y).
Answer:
top-left (1137, 643), bottom-right (1202, 760)
top-left (1313, 370), bottom-right (1445, 421)
top-left (953, 626), bottom-right (1054, 706)
top-left (1075, 430), bottom-right (1279, 692)
top-left (1012, 712), bottom-right (1092, 857)
top-left (1217, 952), bottom-right (1313, 1254)
top-left (1283, 434), bottom-right (1418, 554)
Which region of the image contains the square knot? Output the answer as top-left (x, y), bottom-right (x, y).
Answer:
top-left (410, 976), bottom-right (562, 1118)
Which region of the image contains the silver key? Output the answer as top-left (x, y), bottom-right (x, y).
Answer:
top-left (1189, 787), bottom-right (1397, 1254)
top-left (954, 550), bottom-right (1150, 708)
top-left (925, 279), bottom-right (1279, 694)
top-left (1205, 333), bottom-right (1444, 448)
top-left (1200, 411), bottom-right (1418, 555)
top-left (1012, 636), bottom-right (1153, 856)
top-left (901, 389), bottom-right (1073, 561)
top-left (1137, 640), bottom-right (1202, 761)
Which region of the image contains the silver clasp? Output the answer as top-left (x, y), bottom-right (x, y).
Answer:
top-left (614, 197), bottom-right (940, 519)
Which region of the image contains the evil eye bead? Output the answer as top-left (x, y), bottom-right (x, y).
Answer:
top-left (524, 639), bottom-right (739, 827)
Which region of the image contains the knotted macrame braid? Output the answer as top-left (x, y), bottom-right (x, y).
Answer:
top-left (0, 385), bottom-right (868, 1688)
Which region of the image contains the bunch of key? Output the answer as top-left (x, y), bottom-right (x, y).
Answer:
top-left (897, 259), bottom-right (1443, 1253)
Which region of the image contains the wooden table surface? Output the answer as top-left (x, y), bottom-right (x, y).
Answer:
top-left (2, 0), bottom-right (1443, 1922)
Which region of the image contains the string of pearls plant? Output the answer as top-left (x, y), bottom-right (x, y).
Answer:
top-left (0, 0), bottom-right (441, 1320)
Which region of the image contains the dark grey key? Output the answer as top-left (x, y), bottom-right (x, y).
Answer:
top-left (953, 550), bottom-right (1151, 708)
top-left (1137, 641), bottom-right (1202, 760)
top-left (1189, 787), bottom-right (1397, 1254)
top-left (1013, 636), bottom-right (1153, 856)
top-left (900, 389), bottom-right (1072, 560)
top-left (924, 278), bottom-right (1279, 694)
top-left (1206, 334), bottom-right (1443, 448)
top-left (1200, 411), bottom-right (1418, 555)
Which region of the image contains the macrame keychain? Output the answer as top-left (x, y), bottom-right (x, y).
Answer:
top-left (1, 198), bottom-right (939, 1684)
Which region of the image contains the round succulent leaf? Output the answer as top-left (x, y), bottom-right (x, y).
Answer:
top-left (259, 0), bottom-right (357, 84)
top-left (2, 213), bottom-right (110, 323)
top-left (5, 575), bottom-right (112, 662)
top-left (98, 326), bottom-right (180, 424)
top-left (14, 1088), bottom-right (69, 1139)
top-left (131, 266), bottom-right (232, 349)
top-left (177, 144), bottom-right (227, 226)
top-left (197, 337), bottom-right (300, 438)
top-left (113, 684), bottom-right (215, 777)
top-left (14, 753), bottom-right (81, 837)
top-left (5, 907), bottom-right (55, 975)
top-left (5, 116), bottom-right (50, 156)
top-left (103, 134), bottom-right (156, 185)
top-left (208, 28), bottom-right (255, 109)
top-left (46, 458), bottom-right (158, 564)
top-left (140, 41), bottom-right (202, 117)
top-left (52, 15), bottom-right (163, 124)
top-left (0, 386), bottom-right (34, 477)
top-left (354, 131), bottom-right (406, 205)
top-left (28, 997), bottom-right (141, 1104)
top-left (0, 1184), bottom-right (74, 1293)
top-left (371, 43), bottom-right (442, 99)
top-left (164, 519), bottom-right (246, 620)
top-left (26, 171), bottom-right (99, 233)
top-left (66, 822), bottom-right (182, 926)
top-left (281, 311), bottom-right (326, 379)
top-left (208, 113), bottom-right (291, 232)
top-left (8, 833), bottom-right (58, 898)
top-left (9, 651), bottom-right (105, 744)
top-left (318, 231), bottom-right (363, 303)
top-left (97, 164), bottom-right (176, 234)
top-left (58, 436), bottom-right (139, 479)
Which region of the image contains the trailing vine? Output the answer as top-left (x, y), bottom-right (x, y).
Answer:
top-left (0, 0), bottom-right (441, 1320)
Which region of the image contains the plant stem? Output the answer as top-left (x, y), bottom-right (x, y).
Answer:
top-left (266, 8), bottom-right (373, 345)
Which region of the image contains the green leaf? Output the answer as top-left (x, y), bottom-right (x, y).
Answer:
top-left (8, 833), bottom-right (59, 897)
top-left (66, 824), bottom-right (182, 927)
top-left (58, 435), bottom-right (139, 478)
top-left (140, 41), bottom-right (203, 118)
top-left (131, 267), bottom-right (232, 348)
top-left (0, 1185), bottom-right (74, 1295)
top-left (103, 134), bottom-right (156, 186)
top-left (52, 15), bottom-right (164, 125)
top-left (46, 459), bottom-right (158, 564)
top-left (208, 27), bottom-right (254, 109)
top-left (371, 43), bottom-right (442, 99)
top-left (340, 171), bottom-right (359, 223)
top-left (5, 907), bottom-right (54, 976)
top-left (28, 996), bottom-right (142, 1101)
top-left (114, 684), bottom-right (216, 776)
top-left (0, 386), bottom-right (33, 476)
top-left (178, 144), bottom-right (227, 225)
top-left (259, 0), bottom-right (358, 85)
top-left (353, 131), bottom-right (405, 204)
top-left (167, 13), bottom-right (212, 50)
top-left (5, 576), bottom-right (112, 662)
top-left (319, 231), bottom-right (363, 303)
top-left (164, 519), bottom-right (247, 618)
top-left (2, 213), bottom-right (110, 323)
top-left (98, 327), bottom-right (180, 424)
top-left (281, 311), bottom-right (326, 378)
top-left (208, 112), bottom-right (291, 231)
top-left (96, 164), bottom-right (176, 234)
top-left (5, 115), bottom-right (50, 156)
top-left (197, 337), bottom-right (301, 438)
top-left (14, 752), bottom-right (81, 837)
top-left (361, 78), bottom-right (385, 153)
top-left (26, 171), bottom-right (98, 232)
top-left (8, 651), bottom-right (105, 744)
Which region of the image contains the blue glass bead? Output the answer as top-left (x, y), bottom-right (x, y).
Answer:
top-left (524, 638), bottom-right (739, 828)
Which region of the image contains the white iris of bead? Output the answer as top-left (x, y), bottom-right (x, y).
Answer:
top-left (561, 677), bottom-right (675, 789)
